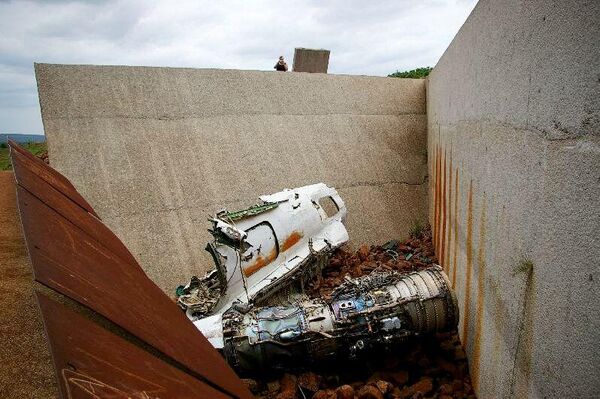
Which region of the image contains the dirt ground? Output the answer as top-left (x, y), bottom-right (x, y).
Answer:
top-left (0, 172), bottom-right (57, 398)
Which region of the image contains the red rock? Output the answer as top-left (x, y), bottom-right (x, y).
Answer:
top-left (241, 378), bottom-right (259, 394)
top-left (439, 383), bottom-right (453, 395)
top-left (276, 374), bottom-right (297, 399)
top-left (395, 377), bottom-right (434, 399)
top-left (281, 374), bottom-right (297, 391)
top-left (298, 372), bottom-right (321, 393)
top-left (358, 245), bottom-right (370, 260)
top-left (451, 379), bottom-right (463, 392)
top-left (411, 378), bottom-right (433, 394)
top-left (394, 387), bottom-right (413, 399)
top-left (389, 370), bottom-right (409, 385)
top-left (313, 389), bottom-right (336, 399)
top-left (374, 380), bottom-right (393, 395)
top-left (357, 385), bottom-right (384, 399)
top-left (335, 385), bottom-right (355, 399)
top-left (276, 391), bottom-right (297, 399)
top-left (267, 380), bottom-right (281, 393)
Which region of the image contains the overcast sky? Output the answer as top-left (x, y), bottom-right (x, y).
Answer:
top-left (0, 0), bottom-right (477, 134)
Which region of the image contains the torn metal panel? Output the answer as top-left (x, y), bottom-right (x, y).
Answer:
top-left (8, 139), bottom-right (99, 217)
top-left (180, 183), bottom-right (349, 319)
top-left (8, 141), bottom-right (253, 399)
top-left (196, 266), bottom-right (458, 373)
top-left (36, 293), bottom-right (232, 399)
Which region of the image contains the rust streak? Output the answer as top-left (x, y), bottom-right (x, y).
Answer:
top-left (452, 168), bottom-right (460, 288)
top-left (281, 231), bottom-right (304, 252)
top-left (244, 247), bottom-right (279, 277)
top-left (440, 149), bottom-right (447, 268)
top-left (435, 145), bottom-right (442, 256)
top-left (462, 180), bottom-right (474, 348)
top-left (471, 195), bottom-right (487, 391)
top-left (433, 145), bottom-right (439, 248)
top-left (444, 153), bottom-right (453, 273)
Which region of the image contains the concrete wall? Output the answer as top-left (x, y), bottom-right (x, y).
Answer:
top-left (427, 1), bottom-right (600, 398)
top-left (0, 172), bottom-right (57, 398)
top-left (37, 64), bottom-right (428, 294)
top-left (293, 48), bottom-right (330, 73)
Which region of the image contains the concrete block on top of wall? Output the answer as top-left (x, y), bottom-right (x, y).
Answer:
top-left (293, 48), bottom-right (330, 73)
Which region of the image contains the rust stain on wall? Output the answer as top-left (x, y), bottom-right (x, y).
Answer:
top-left (444, 152), bottom-right (453, 272)
top-left (281, 231), bottom-right (304, 252)
top-left (244, 248), bottom-right (278, 277)
top-left (451, 168), bottom-right (460, 288)
top-left (471, 194), bottom-right (487, 390)
top-left (434, 145), bottom-right (441, 250)
top-left (440, 150), bottom-right (447, 267)
top-left (431, 145), bottom-right (436, 246)
top-left (461, 179), bottom-right (474, 348)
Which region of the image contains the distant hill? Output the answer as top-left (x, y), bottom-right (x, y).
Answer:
top-left (0, 134), bottom-right (45, 144)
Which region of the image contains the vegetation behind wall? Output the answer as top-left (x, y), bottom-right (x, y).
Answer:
top-left (389, 67), bottom-right (432, 79)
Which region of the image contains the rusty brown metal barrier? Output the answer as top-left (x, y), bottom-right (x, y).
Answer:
top-left (8, 141), bottom-right (253, 399)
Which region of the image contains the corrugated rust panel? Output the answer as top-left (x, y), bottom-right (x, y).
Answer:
top-left (11, 149), bottom-right (140, 268)
top-left (8, 140), bottom-right (99, 218)
top-left (9, 143), bottom-right (252, 399)
top-left (36, 292), bottom-right (231, 399)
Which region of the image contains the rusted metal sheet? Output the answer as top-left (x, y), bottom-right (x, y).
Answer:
top-left (8, 142), bottom-right (252, 399)
top-left (36, 292), bottom-right (231, 399)
top-left (8, 140), bottom-right (99, 217)
top-left (10, 149), bottom-right (140, 268)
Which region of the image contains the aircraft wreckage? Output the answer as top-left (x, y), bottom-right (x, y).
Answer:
top-left (176, 183), bottom-right (459, 373)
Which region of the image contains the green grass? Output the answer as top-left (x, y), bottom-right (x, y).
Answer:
top-left (513, 258), bottom-right (534, 277)
top-left (409, 219), bottom-right (425, 239)
top-left (0, 142), bottom-right (47, 171)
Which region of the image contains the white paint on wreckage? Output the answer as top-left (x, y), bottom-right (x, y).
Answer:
top-left (203, 183), bottom-right (348, 316)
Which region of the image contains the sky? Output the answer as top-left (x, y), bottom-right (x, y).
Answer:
top-left (0, 0), bottom-right (477, 135)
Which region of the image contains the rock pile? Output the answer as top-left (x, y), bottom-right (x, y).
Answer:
top-left (247, 226), bottom-right (477, 399)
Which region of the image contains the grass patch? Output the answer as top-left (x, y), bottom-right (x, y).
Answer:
top-left (513, 258), bottom-right (534, 277)
top-left (0, 142), bottom-right (47, 171)
top-left (409, 219), bottom-right (425, 239)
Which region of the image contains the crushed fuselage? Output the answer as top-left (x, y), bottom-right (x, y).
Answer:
top-left (178, 183), bottom-right (348, 320)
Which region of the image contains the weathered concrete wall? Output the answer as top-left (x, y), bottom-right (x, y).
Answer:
top-left (0, 172), bottom-right (57, 399)
top-left (293, 48), bottom-right (330, 73)
top-left (37, 64), bottom-right (427, 294)
top-left (427, 1), bottom-right (600, 398)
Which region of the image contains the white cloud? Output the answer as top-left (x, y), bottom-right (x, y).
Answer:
top-left (0, 0), bottom-right (477, 133)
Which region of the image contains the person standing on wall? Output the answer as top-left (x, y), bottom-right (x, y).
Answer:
top-left (274, 56), bottom-right (288, 71)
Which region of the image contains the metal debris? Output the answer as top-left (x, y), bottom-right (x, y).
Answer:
top-left (218, 265), bottom-right (458, 372)
top-left (177, 183), bottom-right (349, 320)
top-left (175, 183), bottom-right (459, 374)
